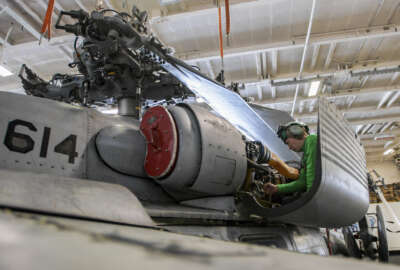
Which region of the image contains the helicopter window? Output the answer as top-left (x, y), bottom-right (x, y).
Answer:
top-left (239, 234), bottom-right (288, 249)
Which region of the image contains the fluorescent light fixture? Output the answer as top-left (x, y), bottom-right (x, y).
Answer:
top-left (308, 81), bottom-right (320, 97)
top-left (383, 148), bottom-right (394, 155)
top-left (0, 65), bottom-right (13, 77)
top-left (159, 0), bottom-right (181, 6)
top-left (100, 108), bottom-right (118, 114)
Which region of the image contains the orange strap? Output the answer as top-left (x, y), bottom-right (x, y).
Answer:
top-left (40, 0), bottom-right (55, 40)
top-left (225, 0), bottom-right (230, 36)
top-left (217, 0), bottom-right (224, 60)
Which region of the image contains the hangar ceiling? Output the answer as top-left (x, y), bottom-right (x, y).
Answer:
top-left (0, 0), bottom-right (399, 162)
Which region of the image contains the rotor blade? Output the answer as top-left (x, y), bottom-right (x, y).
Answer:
top-left (161, 57), bottom-right (299, 162)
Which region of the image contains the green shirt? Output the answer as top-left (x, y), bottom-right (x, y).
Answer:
top-left (277, 134), bottom-right (317, 194)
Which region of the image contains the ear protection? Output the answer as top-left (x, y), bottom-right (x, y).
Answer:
top-left (286, 124), bottom-right (306, 139)
top-left (277, 122), bottom-right (309, 142)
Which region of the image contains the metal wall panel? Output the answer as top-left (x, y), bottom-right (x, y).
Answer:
top-left (236, 97), bottom-right (370, 228)
top-left (270, 97), bottom-right (369, 227)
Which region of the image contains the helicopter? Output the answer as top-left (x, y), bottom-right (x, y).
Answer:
top-left (0, 5), bottom-right (390, 266)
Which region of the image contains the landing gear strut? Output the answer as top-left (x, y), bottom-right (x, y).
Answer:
top-left (355, 205), bottom-right (389, 263)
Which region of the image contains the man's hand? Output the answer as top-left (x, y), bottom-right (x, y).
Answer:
top-left (263, 183), bottom-right (278, 195)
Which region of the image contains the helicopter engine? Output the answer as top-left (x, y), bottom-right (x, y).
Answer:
top-left (94, 103), bottom-right (291, 203)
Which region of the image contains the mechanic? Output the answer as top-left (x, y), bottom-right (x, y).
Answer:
top-left (263, 122), bottom-right (317, 195)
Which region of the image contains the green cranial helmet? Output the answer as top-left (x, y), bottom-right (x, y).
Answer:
top-left (277, 121), bottom-right (309, 142)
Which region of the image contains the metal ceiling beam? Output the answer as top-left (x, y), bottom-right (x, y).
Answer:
top-left (255, 84), bottom-right (400, 105)
top-left (0, 34), bottom-right (75, 55)
top-left (255, 53), bottom-right (262, 79)
top-left (367, 137), bottom-right (400, 158)
top-left (387, 91), bottom-right (400, 107)
top-left (324, 43), bottom-right (336, 69)
top-left (257, 85), bottom-right (263, 101)
top-left (294, 105), bottom-right (400, 119)
top-left (307, 115), bottom-right (400, 127)
top-left (359, 129), bottom-right (400, 140)
top-left (0, 36), bottom-right (9, 46)
top-left (205, 60), bottom-right (215, 79)
top-left (261, 52), bottom-right (267, 79)
top-left (270, 50), bottom-right (278, 75)
top-left (271, 86), bottom-right (276, 99)
top-left (103, 0), bottom-right (115, 9)
top-left (363, 124), bottom-right (377, 135)
top-left (363, 140), bottom-right (388, 148)
top-left (365, 147), bottom-right (388, 153)
top-left (365, 155), bottom-right (391, 161)
top-left (378, 122), bottom-right (394, 133)
top-left (15, 1), bottom-right (43, 26)
top-left (0, 6), bottom-right (41, 40)
top-left (310, 44), bottom-right (320, 71)
top-left (177, 24), bottom-right (400, 63)
top-left (151, 0), bottom-right (256, 21)
top-left (74, 0), bottom-right (89, 12)
top-left (243, 59), bottom-right (400, 89)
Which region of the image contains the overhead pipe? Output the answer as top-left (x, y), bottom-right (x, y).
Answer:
top-left (271, 76), bottom-right (331, 87)
top-left (291, 0), bottom-right (317, 117)
top-left (351, 66), bottom-right (400, 77)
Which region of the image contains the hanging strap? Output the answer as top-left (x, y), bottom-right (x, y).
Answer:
top-left (217, 0), bottom-right (224, 66)
top-left (225, 0), bottom-right (230, 46)
top-left (40, 0), bottom-right (55, 44)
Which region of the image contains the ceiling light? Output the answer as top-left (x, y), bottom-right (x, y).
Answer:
top-left (159, 0), bottom-right (181, 6)
top-left (0, 65), bottom-right (13, 77)
top-left (100, 108), bottom-right (118, 114)
top-left (383, 148), bottom-right (394, 155)
top-left (308, 81), bottom-right (320, 97)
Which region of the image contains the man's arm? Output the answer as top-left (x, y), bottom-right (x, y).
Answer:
top-left (276, 171), bottom-right (306, 194)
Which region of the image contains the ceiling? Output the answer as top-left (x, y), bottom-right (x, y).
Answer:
top-left (0, 0), bottom-right (399, 163)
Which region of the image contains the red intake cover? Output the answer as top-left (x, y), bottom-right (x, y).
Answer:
top-left (140, 106), bottom-right (178, 179)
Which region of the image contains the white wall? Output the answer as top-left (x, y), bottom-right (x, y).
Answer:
top-left (367, 160), bottom-right (400, 184)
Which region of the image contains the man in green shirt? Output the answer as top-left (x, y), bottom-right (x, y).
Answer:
top-left (263, 122), bottom-right (317, 195)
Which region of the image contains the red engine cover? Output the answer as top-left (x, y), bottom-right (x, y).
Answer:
top-left (140, 106), bottom-right (178, 179)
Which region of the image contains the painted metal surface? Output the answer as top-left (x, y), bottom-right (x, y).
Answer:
top-left (140, 106), bottom-right (178, 178)
top-left (156, 105), bottom-right (204, 200)
top-left (275, 97), bottom-right (369, 227)
top-left (0, 92), bottom-right (87, 177)
top-left (150, 103), bottom-right (247, 200)
top-left (164, 224), bottom-right (328, 256)
top-left (0, 169), bottom-right (155, 227)
top-left (96, 125), bottom-right (147, 177)
top-left (236, 97), bottom-right (369, 228)
top-left (183, 103), bottom-right (247, 195)
top-left (1, 209), bottom-right (398, 270)
top-left (0, 92), bottom-right (173, 203)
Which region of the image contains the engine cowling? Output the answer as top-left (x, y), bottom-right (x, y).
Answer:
top-left (140, 104), bottom-right (248, 201)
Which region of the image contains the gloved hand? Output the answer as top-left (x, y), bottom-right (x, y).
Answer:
top-left (263, 183), bottom-right (278, 195)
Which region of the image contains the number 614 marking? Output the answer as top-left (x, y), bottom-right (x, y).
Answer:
top-left (4, 119), bottom-right (78, 164)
